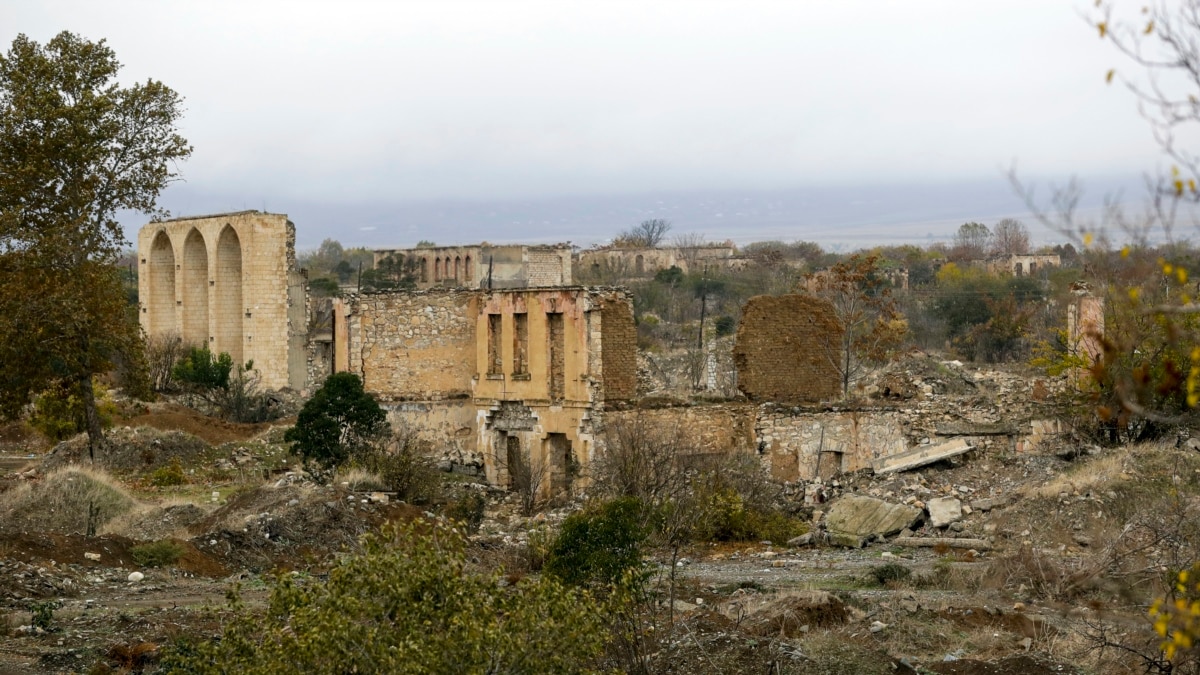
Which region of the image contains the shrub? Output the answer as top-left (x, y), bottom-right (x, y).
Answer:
top-left (285, 372), bottom-right (388, 470)
top-left (29, 380), bottom-right (116, 442)
top-left (149, 458), bottom-right (185, 487)
top-left (172, 346), bottom-right (232, 392)
top-left (714, 315), bottom-right (737, 336)
top-left (28, 600), bottom-right (59, 632)
top-left (359, 423), bottom-right (440, 503)
top-left (444, 491), bottom-right (487, 533)
top-left (131, 540), bottom-right (184, 568)
top-left (870, 562), bottom-right (913, 587)
top-left (145, 333), bottom-right (186, 392)
top-left (159, 521), bottom-right (608, 673)
top-left (210, 364), bottom-right (279, 423)
top-left (544, 497), bottom-right (647, 588)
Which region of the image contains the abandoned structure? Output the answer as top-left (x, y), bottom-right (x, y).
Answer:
top-left (137, 213), bottom-right (1076, 492)
top-left (984, 253), bottom-right (1060, 277)
top-left (370, 244), bottom-right (572, 289)
top-left (323, 286), bottom-right (636, 489)
top-left (576, 242), bottom-right (737, 278)
top-left (136, 211), bottom-right (308, 390)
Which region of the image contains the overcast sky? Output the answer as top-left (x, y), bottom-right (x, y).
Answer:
top-left (0, 1), bottom-right (1174, 249)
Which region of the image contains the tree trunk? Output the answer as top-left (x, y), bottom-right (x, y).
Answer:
top-left (78, 373), bottom-right (105, 462)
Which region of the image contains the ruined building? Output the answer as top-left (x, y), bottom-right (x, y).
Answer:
top-left (335, 287), bottom-right (636, 489)
top-left (137, 212), bottom-right (308, 390)
top-left (370, 243), bottom-right (572, 289)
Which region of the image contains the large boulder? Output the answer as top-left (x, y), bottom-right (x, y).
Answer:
top-left (825, 495), bottom-right (922, 547)
top-left (927, 497), bottom-right (963, 528)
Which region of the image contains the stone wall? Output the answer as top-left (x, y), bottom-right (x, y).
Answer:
top-left (347, 290), bottom-right (477, 400)
top-left (733, 294), bottom-right (842, 402)
top-left (137, 211), bottom-right (305, 391)
top-left (370, 244), bottom-right (572, 290)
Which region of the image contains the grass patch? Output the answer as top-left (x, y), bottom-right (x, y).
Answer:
top-left (131, 540), bottom-right (185, 568)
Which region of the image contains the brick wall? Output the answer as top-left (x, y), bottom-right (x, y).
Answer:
top-left (600, 295), bottom-right (637, 402)
top-left (733, 294), bottom-right (842, 402)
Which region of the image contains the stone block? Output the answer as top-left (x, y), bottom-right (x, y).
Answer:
top-left (927, 497), bottom-right (963, 528)
top-left (825, 495), bottom-right (922, 541)
top-left (873, 438), bottom-right (972, 475)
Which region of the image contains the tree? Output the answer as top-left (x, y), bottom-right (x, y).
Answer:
top-left (991, 218), bottom-right (1031, 256)
top-left (0, 32), bottom-right (191, 459)
top-left (802, 254), bottom-right (907, 397)
top-left (950, 221), bottom-right (992, 261)
top-left (161, 521), bottom-right (608, 674)
top-left (285, 372), bottom-right (389, 470)
top-left (614, 218), bottom-right (672, 248)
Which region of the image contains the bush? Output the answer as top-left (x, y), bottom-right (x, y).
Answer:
top-left (870, 562), bottom-right (913, 587)
top-left (358, 423), bottom-right (440, 503)
top-left (444, 491), bottom-right (487, 534)
top-left (29, 380), bottom-right (116, 442)
top-left (172, 346), bottom-right (232, 391)
top-left (286, 372), bottom-right (388, 470)
top-left (544, 497), bottom-right (647, 588)
top-left (160, 521), bottom-right (608, 673)
top-left (131, 540), bottom-right (184, 568)
top-left (149, 458), bottom-right (185, 486)
top-left (145, 333), bottom-right (186, 392)
top-left (210, 364), bottom-right (279, 423)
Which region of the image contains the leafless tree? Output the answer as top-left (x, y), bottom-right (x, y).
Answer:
top-left (990, 218), bottom-right (1030, 256)
top-left (950, 221), bottom-right (992, 261)
top-left (672, 232), bottom-right (705, 272)
top-left (615, 219), bottom-right (672, 248)
top-left (145, 332), bottom-right (185, 392)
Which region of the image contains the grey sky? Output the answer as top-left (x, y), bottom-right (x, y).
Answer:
top-left (0, 1), bottom-right (1172, 249)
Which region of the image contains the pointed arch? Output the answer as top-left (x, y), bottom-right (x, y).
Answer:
top-left (215, 225), bottom-right (243, 364)
top-left (435, 257), bottom-right (442, 281)
top-left (464, 255), bottom-right (472, 282)
top-left (420, 257), bottom-right (428, 283)
top-left (148, 230), bottom-right (176, 336)
top-left (181, 228), bottom-right (209, 346)
top-left (454, 255), bottom-right (461, 281)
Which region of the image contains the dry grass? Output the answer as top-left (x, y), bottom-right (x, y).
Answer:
top-left (100, 497), bottom-right (209, 541)
top-left (1024, 447), bottom-right (1137, 501)
top-left (0, 465), bottom-right (137, 535)
top-left (336, 467), bottom-right (387, 492)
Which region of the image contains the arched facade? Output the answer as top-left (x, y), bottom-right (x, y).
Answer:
top-left (148, 230), bottom-right (175, 336)
top-left (137, 211), bottom-right (304, 391)
top-left (215, 225), bottom-right (243, 365)
top-left (181, 228), bottom-right (209, 346)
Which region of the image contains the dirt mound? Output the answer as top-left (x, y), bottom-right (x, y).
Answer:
top-left (0, 466), bottom-right (136, 536)
top-left (734, 590), bottom-right (850, 637)
top-left (0, 532), bottom-right (226, 580)
top-left (123, 402), bottom-right (287, 446)
top-left (107, 503), bottom-right (209, 541)
top-left (43, 426), bottom-right (209, 474)
top-left (188, 479), bottom-right (421, 570)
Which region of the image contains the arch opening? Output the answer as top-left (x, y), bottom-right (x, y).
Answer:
top-left (148, 231), bottom-right (176, 336)
top-left (181, 228), bottom-right (209, 347)
top-left (215, 225), bottom-right (243, 365)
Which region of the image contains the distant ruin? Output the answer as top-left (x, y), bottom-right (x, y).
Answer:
top-left (371, 243), bottom-right (572, 289)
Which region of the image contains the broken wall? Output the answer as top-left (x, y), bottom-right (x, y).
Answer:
top-left (733, 294), bottom-right (843, 402)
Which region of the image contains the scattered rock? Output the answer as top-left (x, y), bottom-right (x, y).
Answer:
top-left (825, 495), bottom-right (922, 545)
top-left (127, 571), bottom-right (144, 583)
top-left (927, 497), bottom-right (963, 528)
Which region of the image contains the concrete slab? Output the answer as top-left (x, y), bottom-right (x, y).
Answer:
top-left (872, 439), bottom-right (973, 475)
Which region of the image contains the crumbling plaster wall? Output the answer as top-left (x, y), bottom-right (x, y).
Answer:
top-left (137, 211), bottom-right (305, 391)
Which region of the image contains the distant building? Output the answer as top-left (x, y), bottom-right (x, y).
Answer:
top-left (984, 253), bottom-right (1060, 277)
top-left (371, 244), bottom-right (572, 289)
top-left (576, 243), bottom-right (736, 278)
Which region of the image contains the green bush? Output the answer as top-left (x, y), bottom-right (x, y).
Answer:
top-left (159, 522), bottom-right (607, 673)
top-left (701, 487), bottom-right (808, 543)
top-left (149, 457), bottom-right (185, 486)
top-left (714, 315), bottom-right (737, 336)
top-left (131, 540), bottom-right (185, 568)
top-left (285, 372), bottom-right (388, 470)
top-left (28, 600), bottom-right (59, 632)
top-left (172, 347), bottom-right (232, 391)
top-left (28, 381), bottom-right (116, 442)
top-left (544, 497), bottom-right (647, 588)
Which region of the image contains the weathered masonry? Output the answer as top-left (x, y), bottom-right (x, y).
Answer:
top-left (733, 294), bottom-right (843, 403)
top-left (336, 286), bottom-right (635, 492)
top-left (370, 243), bottom-right (572, 289)
top-left (137, 212), bottom-right (308, 390)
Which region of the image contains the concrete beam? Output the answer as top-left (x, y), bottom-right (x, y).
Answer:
top-left (892, 537), bottom-right (991, 551)
top-left (872, 438), bottom-right (973, 475)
